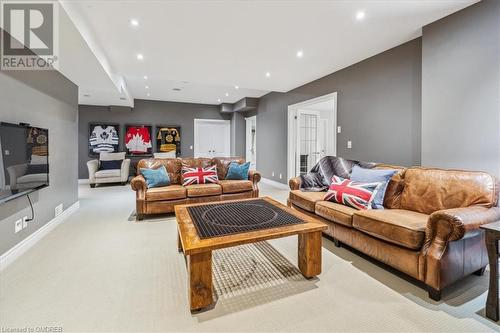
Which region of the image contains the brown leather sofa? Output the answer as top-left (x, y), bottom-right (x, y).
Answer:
top-left (288, 165), bottom-right (500, 300)
top-left (131, 157), bottom-right (261, 220)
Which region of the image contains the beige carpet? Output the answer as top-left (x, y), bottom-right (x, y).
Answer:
top-left (0, 182), bottom-right (499, 332)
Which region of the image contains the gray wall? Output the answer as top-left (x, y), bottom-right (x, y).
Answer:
top-left (253, 38), bottom-right (422, 184)
top-left (0, 70), bottom-right (79, 256)
top-left (422, 0), bottom-right (500, 177)
top-left (78, 99), bottom-right (243, 178)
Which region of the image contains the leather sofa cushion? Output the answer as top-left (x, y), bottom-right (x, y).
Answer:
top-left (315, 201), bottom-right (357, 227)
top-left (214, 157), bottom-right (245, 180)
top-left (374, 164), bottom-right (407, 209)
top-left (218, 180), bottom-right (253, 194)
top-left (352, 209), bottom-right (429, 250)
top-left (181, 158), bottom-right (213, 169)
top-left (288, 190), bottom-right (326, 212)
top-left (95, 169), bottom-right (121, 178)
top-left (145, 185), bottom-right (186, 201)
top-left (400, 168), bottom-right (497, 215)
top-left (185, 184), bottom-right (222, 197)
top-left (137, 158), bottom-right (182, 184)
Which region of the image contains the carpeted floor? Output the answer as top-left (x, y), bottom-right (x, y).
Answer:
top-left (0, 182), bottom-right (499, 332)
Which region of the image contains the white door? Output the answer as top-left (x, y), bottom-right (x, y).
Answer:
top-left (245, 116), bottom-right (257, 170)
top-left (194, 119), bottom-right (231, 157)
top-left (296, 110), bottom-right (321, 176)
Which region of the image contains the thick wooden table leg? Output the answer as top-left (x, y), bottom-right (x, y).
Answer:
top-left (485, 231), bottom-right (499, 321)
top-left (188, 251), bottom-right (213, 311)
top-left (177, 229), bottom-right (183, 253)
top-left (298, 231), bottom-right (322, 278)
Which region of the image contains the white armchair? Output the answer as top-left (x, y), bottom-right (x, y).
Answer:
top-left (87, 152), bottom-right (130, 188)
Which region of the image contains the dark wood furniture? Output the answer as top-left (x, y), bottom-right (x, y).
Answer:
top-left (481, 222), bottom-right (500, 321)
top-left (175, 196), bottom-right (327, 311)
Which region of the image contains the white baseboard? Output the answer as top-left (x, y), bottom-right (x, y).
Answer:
top-left (0, 201), bottom-right (80, 271)
top-left (261, 177), bottom-right (289, 190)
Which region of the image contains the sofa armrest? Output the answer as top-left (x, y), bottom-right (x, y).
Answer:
top-left (121, 159), bottom-right (131, 182)
top-left (86, 159), bottom-right (99, 183)
top-left (248, 170), bottom-right (261, 184)
top-left (425, 206), bottom-right (500, 243)
top-left (289, 177), bottom-right (301, 191)
top-left (130, 175), bottom-right (147, 193)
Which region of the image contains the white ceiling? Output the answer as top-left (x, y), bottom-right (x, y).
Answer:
top-left (60, 0), bottom-right (478, 106)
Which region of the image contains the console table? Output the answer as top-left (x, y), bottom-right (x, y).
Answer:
top-left (481, 222), bottom-right (500, 321)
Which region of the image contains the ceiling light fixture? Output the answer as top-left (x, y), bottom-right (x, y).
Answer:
top-left (217, 98), bottom-right (221, 103)
top-left (147, 93), bottom-right (151, 97)
top-left (265, 72), bottom-right (271, 78)
top-left (145, 85), bottom-right (149, 89)
top-left (296, 50), bottom-right (304, 58)
top-left (234, 85), bottom-right (239, 90)
top-left (355, 11), bottom-right (366, 21)
top-left (143, 75), bottom-right (148, 80)
top-left (225, 92), bottom-right (229, 97)
top-left (130, 19), bottom-right (139, 27)
top-left (137, 53), bottom-right (144, 60)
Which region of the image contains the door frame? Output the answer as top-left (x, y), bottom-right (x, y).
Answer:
top-left (245, 115), bottom-right (257, 169)
top-left (193, 119), bottom-right (231, 157)
top-left (287, 92), bottom-right (337, 181)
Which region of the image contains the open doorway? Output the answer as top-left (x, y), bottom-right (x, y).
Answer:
top-left (245, 116), bottom-right (257, 170)
top-left (287, 92), bottom-right (337, 180)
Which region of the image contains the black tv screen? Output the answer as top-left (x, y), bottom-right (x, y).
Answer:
top-left (0, 122), bottom-right (49, 203)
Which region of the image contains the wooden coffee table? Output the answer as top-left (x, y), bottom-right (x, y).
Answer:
top-left (175, 196), bottom-right (327, 311)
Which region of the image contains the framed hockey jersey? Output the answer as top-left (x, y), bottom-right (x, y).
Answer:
top-left (155, 126), bottom-right (181, 157)
top-left (125, 125), bottom-right (152, 155)
top-left (88, 123), bottom-right (120, 156)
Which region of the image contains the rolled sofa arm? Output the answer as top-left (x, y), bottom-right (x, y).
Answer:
top-left (121, 159), bottom-right (131, 183)
top-left (130, 175), bottom-right (147, 193)
top-left (248, 170), bottom-right (261, 184)
top-left (425, 206), bottom-right (500, 244)
top-left (131, 175), bottom-right (147, 219)
top-left (86, 159), bottom-right (99, 183)
top-left (289, 177), bottom-right (301, 191)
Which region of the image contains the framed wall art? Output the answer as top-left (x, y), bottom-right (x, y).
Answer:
top-left (124, 124), bottom-right (152, 155)
top-left (155, 126), bottom-right (181, 157)
top-left (88, 123), bottom-right (120, 156)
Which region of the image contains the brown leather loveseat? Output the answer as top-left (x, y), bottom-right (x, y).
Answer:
top-left (131, 157), bottom-right (261, 220)
top-left (288, 165), bottom-right (500, 300)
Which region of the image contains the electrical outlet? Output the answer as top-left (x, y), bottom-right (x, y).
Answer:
top-left (272, 171), bottom-right (275, 177)
top-left (337, 126), bottom-right (342, 133)
top-left (189, 145), bottom-right (193, 150)
top-left (15, 219), bottom-right (22, 233)
top-left (279, 173), bottom-right (282, 179)
top-left (22, 216), bottom-right (28, 229)
top-left (347, 140), bottom-right (352, 149)
top-left (55, 204), bottom-right (63, 217)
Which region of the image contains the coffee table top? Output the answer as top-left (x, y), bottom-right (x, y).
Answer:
top-left (175, 196), bottom-right (327, 255)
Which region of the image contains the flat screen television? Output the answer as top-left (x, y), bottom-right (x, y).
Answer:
top-left (0, 122), bottom-right (49, 204)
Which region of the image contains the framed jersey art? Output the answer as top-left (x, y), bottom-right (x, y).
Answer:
top-left (88, 123), bottom-right (120, 156)
top-left (125, 124), bottom-right (152, 155)
top-left (156, 126), bottom-right (181, 157)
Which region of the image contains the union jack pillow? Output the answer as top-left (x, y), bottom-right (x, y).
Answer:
top-left (182, 165), bottom-right (219, 186)
top-left (324, 176), bottom-right (382, 210)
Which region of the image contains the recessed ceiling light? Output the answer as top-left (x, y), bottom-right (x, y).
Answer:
top-left (147, 93), bottom-right (151, 97)
top-left (145, 85), bottom-right (149, 89)
top-left (225, 92), bottom-right (229, 97)
top-left (296, 50), bottom-right (304, 58)
top-left (137, 53), bottom-right (144, 60)
top-left (265, 72), bottom-right (271, 78)
top-left (234, 85), bottom-right (239, 90)
top-left (217, 98), bottom-right (221, 103)
top-left (143, 75), bottom-right (148, 80)
top-left (356, 11), bottom-right (365, 21)
top-left (130, 19), bottom-right (139, 27)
